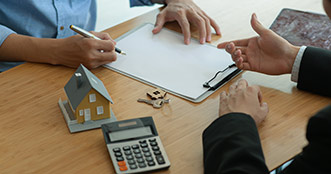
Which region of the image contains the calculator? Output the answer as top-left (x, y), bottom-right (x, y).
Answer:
top-left (101, 116), bottom-right (170, 174)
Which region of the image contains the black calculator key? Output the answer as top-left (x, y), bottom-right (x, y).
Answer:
top-left (127, 159), bottom-right (135, 165)
top-left (116, 157), bottom-right (124, 161)
top-left (123, 146), bottom-right (130, 151)
top-left (139, 140), bottom-right (146, 144)
top-left (144, 152), bottom-right (152, 157)
top-left (138, 162), bottom-right (147, 168)
top-left (113, 147), bottom-right (121, 152)
top-left (135, 153), bottom-right (143, 158)
top-left (124, 150), bottom-right (132, 156)
top-left (136, 158), bottom-right (145, 163)
top-left (133, 149), bottom-right (141, 154)
top-left (154, 151), bottom-right (161, 156)
top-left (145, 156), bottom-right (153, 162)
top-left (156, 155), bottom-right (165, 164)
top-left (142, 147), bottom-right (149, 152)
top-left (131, 144), bottom-right (139, 149)
top-left (150, 141), bottom-right (158, 146)
top-left (115, 152), bottom-right (123, 157)
top-left (130, 164), bottom-right (138, 170)
top-left (140, 143), bottom-right (148, 148)
top-left (126, 155), bottom-right (134, 160)
top-left (149, 138), bottom-right (156, 142)
top-left (152, 146), bottom-right (159, 151)
top-left (148, 161), bottom-right (156, 166)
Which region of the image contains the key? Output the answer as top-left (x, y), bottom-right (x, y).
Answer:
top-left (137, 98), bottom-right (154, 105)
top-left (137, 99), bottom-right (170, 108)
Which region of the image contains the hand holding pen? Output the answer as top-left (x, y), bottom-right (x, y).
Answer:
top-left (70, 25), bottom-right (126, 55)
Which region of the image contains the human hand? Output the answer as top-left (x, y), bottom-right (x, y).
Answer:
top-left (219, 79), bottom-right (268, 125)
top-left (218, 13), bottom-right (300, 75)
top-left (152, 0), bottom-right (221, 44)
top-left (52, 31), bottom-right (117, 69)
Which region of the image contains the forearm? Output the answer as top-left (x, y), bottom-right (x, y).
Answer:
top-left (0, 34), bottom-right (58, 64)
top-left (296, 47), bottom-right (331, 97)
top-left (203, 114), bottom-right (269, 174)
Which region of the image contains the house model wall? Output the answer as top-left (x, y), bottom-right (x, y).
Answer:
top-left (64, 65), bottom-right (113, 124)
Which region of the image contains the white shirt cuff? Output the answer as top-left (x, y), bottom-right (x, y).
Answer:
top-left (291, 46), bottom-right (307, 82)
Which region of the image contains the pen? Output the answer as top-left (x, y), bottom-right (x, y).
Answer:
top-left (69, 25), bottom-right (126, 55)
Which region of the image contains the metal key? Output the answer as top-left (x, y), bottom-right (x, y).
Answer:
top-left (137, 98), bottom-right (170, 108)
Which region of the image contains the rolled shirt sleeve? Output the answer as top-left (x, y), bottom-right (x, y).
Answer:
top-left (0, 25), bottom-right (16, 46)
top-left (130, 0), bottom-right (165, 7)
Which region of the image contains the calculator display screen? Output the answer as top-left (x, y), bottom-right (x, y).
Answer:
top-left (108, 126), bottom-right (153, 142)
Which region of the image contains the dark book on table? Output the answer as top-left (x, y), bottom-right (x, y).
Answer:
top-left (270, 8), bottom-right (331, 50)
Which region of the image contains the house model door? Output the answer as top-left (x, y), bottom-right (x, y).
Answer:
top-left (84, 108), bottom-right (91, 121)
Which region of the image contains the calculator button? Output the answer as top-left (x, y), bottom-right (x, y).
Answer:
top-left (132, 144), bottom-right (139, 149)
top-left (126, 155), bottom-right (134, 160)
top-left (116, 157), bottom-right (124, 161)
top-left (136, 158), bottom-right (145, 163)
top-left (149, 138), bottom-right (156, 142)
top-left (127, 159), bottom-right (135, 165)
top-left (119, 166), bottom-right (128, 171)
top-left (148, 161), bottom-right (156, 166)
top-left (152, 146), bottom-right (159, 151)
top-left (113, 147), bottom-right (121, 152)
top-left (145, 156), bottom-right (153, 162)
top-left (129, 164), bottom-right (138, 170)
top-left (133, 149), bottom-right (141, 154)
top-left (123, 146), bottom-right (130, 151)
top-left (115, 152), bottom-right (123, 157)
top-left (144, 152), bottom-right (152, 157)
top-left (142, 147), bottom-right (149, 152)
top-left (139, 140), bottom-right (146, 144)
top-left (124, 150), bottom-right (132, 156)
top-left (117, 161), bottom-right (126, 167)
top-left (150, 141), bottom-right (158, 146)
top-left (154, 151), bottom-right (162, 155)
top-left (156, 155), bottom-right (165, 165)
top-left (135, 153), bottom-right (143, 158)
top-left (138, 162), bottom-right (147, 168)
top-left (140, 143), bottom-right (148, 148)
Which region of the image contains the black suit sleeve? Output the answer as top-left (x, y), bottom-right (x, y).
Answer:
top-left (297, 47), bottom-right (331, 97)
top-left (202, 113), bottom-right (269, 174)
top-left (282, 105), bottom-right (331, 174)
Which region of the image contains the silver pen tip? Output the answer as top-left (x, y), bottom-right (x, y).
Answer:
top-left (120, 52), bottom-right (127, 55)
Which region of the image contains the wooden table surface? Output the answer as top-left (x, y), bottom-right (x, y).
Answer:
top-left (1, 0), bottom-right (330, 173)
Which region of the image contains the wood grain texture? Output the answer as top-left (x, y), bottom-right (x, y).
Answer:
top-left (0, 0), bottom-right (329, 173)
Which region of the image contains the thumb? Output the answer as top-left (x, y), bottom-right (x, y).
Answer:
top-left (251, 13), bottom-right (267, 36)
top-left (261, 102), bottom-right (269, 117)
top-left (152, 12), bottom-right (166, 34)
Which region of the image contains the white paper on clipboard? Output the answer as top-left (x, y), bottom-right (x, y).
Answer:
top-left (104, 23), bottom-right (240, 102)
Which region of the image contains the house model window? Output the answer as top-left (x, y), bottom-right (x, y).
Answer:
top-left (89, 94), bottom-right (96, 103)
top-left (79, 110), bottom-right (84, 116)
top-left (97, 106), bottom-right (104, 115)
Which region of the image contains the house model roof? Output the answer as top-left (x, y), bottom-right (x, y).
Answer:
top-left (64, 64), bottom-right (113, 111)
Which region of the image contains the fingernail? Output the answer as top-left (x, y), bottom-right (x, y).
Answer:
top-left (201, 38), bottom-right (206, 44)
top-left (207, 35), bottom-right (212, 42)
top-left (226, 44), bottom-right (231, 50)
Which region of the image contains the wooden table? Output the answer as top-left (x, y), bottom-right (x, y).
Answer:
top-left (1, 0), bottom-right (330, 173)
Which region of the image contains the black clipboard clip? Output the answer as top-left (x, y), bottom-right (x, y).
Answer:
top-left (203, 64), bottom-right (240, 90)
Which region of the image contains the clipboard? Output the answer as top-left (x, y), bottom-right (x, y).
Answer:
top-left (104, 23), bottom-right (241, 103)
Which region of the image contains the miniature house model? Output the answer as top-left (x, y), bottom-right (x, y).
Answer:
top-left (58, 64), bottom-right (116, 133)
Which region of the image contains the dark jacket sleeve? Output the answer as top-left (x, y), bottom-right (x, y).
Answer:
top-left (297, 47), bottom-right (331, 97)
top-left (282, 105), bottom-right (331, 174)
top-left (202, 113), bottom-right (269, 174)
